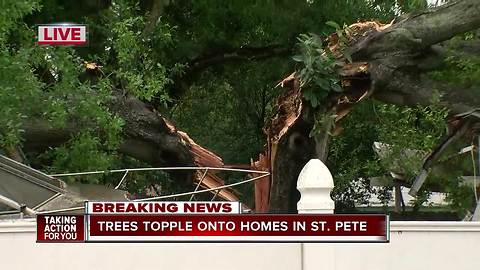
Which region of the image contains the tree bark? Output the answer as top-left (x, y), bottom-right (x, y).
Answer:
top-left (348, 0), bottom-right (480, 112)
top-left (20, 90), bottom-right (239, 201)
top-left (264, 0), bottom-right (480, 213)
top-left (16, 0), bottom-right (480, 212)
top-left (22, 92), bottom-right (193, 168)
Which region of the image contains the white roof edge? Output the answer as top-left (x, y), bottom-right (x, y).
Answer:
top-left (0, 218), bottom-right (36, 233)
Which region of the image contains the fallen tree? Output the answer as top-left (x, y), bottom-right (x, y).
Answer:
top-left (254, 0), bottom-right (480, 212)
top-left (21, 90), bottom-right (240, 202)
top-left (13, 0), bottom-right (480, 212)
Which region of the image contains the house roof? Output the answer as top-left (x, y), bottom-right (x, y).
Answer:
top-left (0, 155), bottom-right (127, 218)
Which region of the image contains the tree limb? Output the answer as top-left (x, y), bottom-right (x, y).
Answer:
top-left (186, 45), bottom-right (292, 74)
top-left (349, 0), bottom-right (480, 60)
top-left (20, 90), bottom-right (240, 202)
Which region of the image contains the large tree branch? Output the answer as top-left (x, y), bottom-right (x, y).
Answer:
top-left (20, 90), bottom-right (240, 202)
top-left (22, 93), bottom-right (192, 167)
top-left (17, 0), bottom-right (480, 213)
top-left (372, 69), bottom-right (480, 114)
top-left (367, 37), bottom-right (480, 113)
top-left (346, 1), bottom-right (480, 114)
top-left (186, 45), bottom-right (292, 74)
top-left (349, 0), bottom-right (480, 60)
top-left (169, 44), bottom-right (293, 99)
top-left (262, 0), bottom-right (480, 212)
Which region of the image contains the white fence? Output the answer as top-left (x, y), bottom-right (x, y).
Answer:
top-left (1, 159), bottom-right (480, 270)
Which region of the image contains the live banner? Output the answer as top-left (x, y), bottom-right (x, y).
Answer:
top-left (37, 201), bottom-right (389, 243)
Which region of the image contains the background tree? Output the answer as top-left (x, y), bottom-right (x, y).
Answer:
top-left (1, 0), bottom-right (479, 217)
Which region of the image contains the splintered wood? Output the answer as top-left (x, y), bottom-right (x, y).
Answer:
top-left (343, 21), bottom-right (389, 45)
top-left (251, 153), bottom-right (270, 213)
top-left (267, 73), bottom-right (303, 143)
top-left (251, 73), bottom-right (304, 213)
top-left (164, 119), bottom-right (239, 202)
top-left (251, 22), bottom-right (384, 212)
top-left (158, 21), bottom-right (390, 211)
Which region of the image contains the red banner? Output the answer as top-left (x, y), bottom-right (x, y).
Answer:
top-left (37, 215), bottom-right (85, 242)
top-left (85, 214), bottom-right (388, 242)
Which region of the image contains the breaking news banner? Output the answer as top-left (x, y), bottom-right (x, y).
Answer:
top-left (86, 201), bottom-right (242, 214)
top-left (36, 202), bottom-right (389, 243)
top-left (36, 24), bottom-right (87, 45)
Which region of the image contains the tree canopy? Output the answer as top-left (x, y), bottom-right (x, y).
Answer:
top-left (1, 0), bottom-right (479, 218)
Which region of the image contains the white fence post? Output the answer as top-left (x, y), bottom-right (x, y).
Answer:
top-left (297, 159), bottom-right (334, 214)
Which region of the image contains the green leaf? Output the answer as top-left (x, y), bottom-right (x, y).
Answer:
top-left (303, 89), bottom-right (318, 108)
top-left (331, 83), bottom-right (343, 93)
top-left (292, 55), bottom-right (304, 62)
top-left (326, 21), bottom-right (340, 30)
top-left (314, 77), bottom-right (330, 90)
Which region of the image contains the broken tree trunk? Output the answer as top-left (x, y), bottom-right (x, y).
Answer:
top-left (15, 0), bottom-right (480, 213)
top-left (256, 0), bottom-right (480, 213)
top-left (257, 67), bottom-right (369, 213)
top-left (262, 76), bottom-right (316, 213)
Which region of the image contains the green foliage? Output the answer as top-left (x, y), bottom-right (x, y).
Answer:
top-left (172, 64), bottom-right (280, 164)
top-left (45, 132), bottom-right (114, 183)
top-left (444, 179), bottom-right (476, 216)
top-left (329, 101), bottom-right (383, 209)
top-left (429, 32), bottom-right (480, 88)
top-left (103, 0), bottom-right (174, 104)
top-left (0, 44), bottom-right (124, 156)
top-left (0, 47), bottom-right (44, 146)
top-left (329, 100), bottom-right (457, 212)
top-left (173, 79), bottom-right (256, 163)
top-left (0, 0), bottom-right (40, 43)
top-left (0, 1), bottom-right (124, 180)
top-left (375, 103), bottom-right (448, 177)
top-left (398, 0), bottom-right (428, 13)
top-left (293, 21), bottom-right (349, 108)
top-left (430, 55), bottom-right (480, 88)
top-left (3, 0), bottom-right (474, 216)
